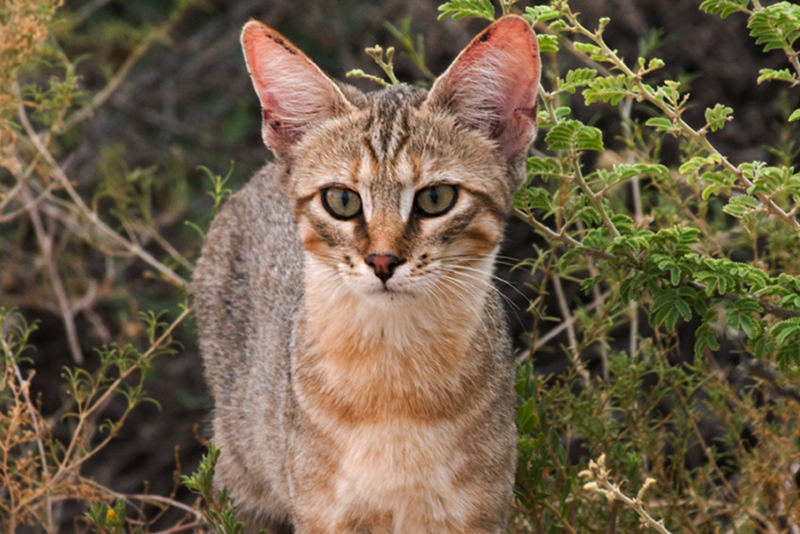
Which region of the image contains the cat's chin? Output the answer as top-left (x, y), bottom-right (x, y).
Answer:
top-left (359, 284), bottom-right (417, 299)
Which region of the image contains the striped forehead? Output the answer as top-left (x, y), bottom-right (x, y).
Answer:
top-left (357, 87), bottom-right (424, 222)
top-left (363, 87), bottom-right (417, 167)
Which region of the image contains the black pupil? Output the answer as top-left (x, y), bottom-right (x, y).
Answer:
top-left (339, 190), bottom-right (350, 208)
top-left (429, 188), bottom-right (439, 206)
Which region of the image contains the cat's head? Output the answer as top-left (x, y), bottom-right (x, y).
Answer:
top-left (241, 16), bottom-right (540, 303)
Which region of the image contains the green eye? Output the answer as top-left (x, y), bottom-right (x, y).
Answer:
top-left (322, 187), bottom-right (362, 220)
top-left (414, 185), bottom-right (457, 217)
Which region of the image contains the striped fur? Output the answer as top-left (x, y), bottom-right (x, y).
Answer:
top-left (193, 15), bottom-right (540, 534)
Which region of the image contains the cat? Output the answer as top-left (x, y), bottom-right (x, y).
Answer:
top-left (192, 13), bottom-right (541, 534)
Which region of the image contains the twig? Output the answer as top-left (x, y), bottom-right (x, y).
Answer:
top-left (56, 20), bottom-right (172, 135)
top-left (581, 455), bottom-right (673, 534)
top-left (541, 499), bottom-right (579, 534)
top-left (11, 306), bottom-right (192, 517)
top-left (744, 360), bottom-right (800, 405)
top-left (79, 477), bottom-right (202, 519)
top-left (5, 357), bottom-right (52, 531)
top-left (15, 87), bottom-right (188, 287)
top-left (22, 189), bottom-right (83, 364)
top-left (517, 291), bottom-right (611, 362)
top-left (514, 208), bottom-right (614, 260)
top-left (672, 387), bottom-right (778, 534)
top-left (619, 97), bottom-right (642, 359)
top-left (552, 275), bottom-right (578, 353)
top-left (559, 9), bottom-right (798, 230)
top-left (0, 181), bottom-right (59, 224)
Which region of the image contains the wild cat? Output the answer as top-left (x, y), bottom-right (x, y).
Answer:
top-left (192, 13), bottom-right (541, 534)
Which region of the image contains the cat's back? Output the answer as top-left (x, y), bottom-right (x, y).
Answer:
top-left (193, 163), bottom-right (303, 403)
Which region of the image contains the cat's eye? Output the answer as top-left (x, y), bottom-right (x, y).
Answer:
top-left (414, 185), bottom-right (457, 217)
top-left (321, 187), bottom-right (362, 220)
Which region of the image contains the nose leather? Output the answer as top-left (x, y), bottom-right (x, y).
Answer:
top-left (365, 254), bottom-right (404, 283)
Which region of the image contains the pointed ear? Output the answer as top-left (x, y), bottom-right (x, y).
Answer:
top-left (241, 20), bottom-right (354, 159)
top-left (424, 15), bottom-right (541, 161)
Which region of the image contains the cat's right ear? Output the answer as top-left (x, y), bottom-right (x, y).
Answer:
top-left (241, 20), bottom-right (354, 159)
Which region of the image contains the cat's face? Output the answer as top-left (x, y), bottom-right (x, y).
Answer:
top-left (286, 87), bottom-right (509, 300)
top-left (241, 15), bottom-right (540, 303)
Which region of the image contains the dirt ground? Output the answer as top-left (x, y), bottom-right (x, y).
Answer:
top-left (7, 0), bottom-right (800, 531)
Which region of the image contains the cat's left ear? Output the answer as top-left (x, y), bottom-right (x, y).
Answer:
top-left (241, 20), bottom-right (355, 160)
top-left (424, 15), bottom-right (541, 162)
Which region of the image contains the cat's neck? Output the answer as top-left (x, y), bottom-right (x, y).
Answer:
top-left (301, 254), bottom-right (494, 368)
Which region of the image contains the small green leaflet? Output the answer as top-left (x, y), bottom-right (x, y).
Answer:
top-left (747, 3), bottom-right (800, 53)
top-left (584, 75), bottom-right (637, 106)
top-left (699, 0), bottom-right (749, 18)
top-left (694, 314), bottom-right (721, 358)
top-left (557, 68), bottom-right (597, 94)
top-left (790, 109), bottom-right (800, 122)
top-left (650, 286), bottom-right (697, 332)
top-left (524, 5), bottom-right (560, 26)
top-left (645, 117), bottom-right (681, 136)
top-left (527, 157), bottom-right (566, 182)
top-left (573, 42), bottom-right (612, 62)
top-left (704, 104), bottom-right (733, 132)
top-left (537, 34), bottom-right (559, 52)
top-left (437, 0), bottom-right (494, 21)
top-left (746, 165), bottom-right (800, 197)
top-left (757, 68), bottom-right (796, 84)
top-left (722, 195), bottom-right (761, 218)
top-left (544, 120), bottom-right (604, 152)
top-left (700, 170), bottom-right (737, 200)
top-left (679, 155), bottom-right (719, 176)
top-left (724, 298), bottom-right (763, 338)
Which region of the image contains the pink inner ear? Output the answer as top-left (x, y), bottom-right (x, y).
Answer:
top-left (241, 21), bottom-right (350, 156)
top-left (428, 15), bottom-right (541, 159)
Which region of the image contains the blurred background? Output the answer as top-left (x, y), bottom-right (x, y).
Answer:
top-left (2, 0), bottom-right (799, 531)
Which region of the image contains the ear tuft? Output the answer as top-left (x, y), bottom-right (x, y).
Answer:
top-left (424, 15), bottom-right (541, 161)
top-left (241, 21), bottom-right (353, 159)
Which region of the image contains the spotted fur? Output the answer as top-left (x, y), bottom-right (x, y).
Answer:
top-left (193, 15), bottom-right (540, 534)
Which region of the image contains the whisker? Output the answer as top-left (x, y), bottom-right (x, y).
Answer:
top-left (438, 263), bottom-right (528, 303)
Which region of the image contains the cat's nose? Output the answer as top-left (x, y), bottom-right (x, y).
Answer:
top-left (365, 254), bottom-right (404, 283)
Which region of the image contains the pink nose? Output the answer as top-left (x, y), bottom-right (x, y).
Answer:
top-left (365, 254), bottom-right (404, 283)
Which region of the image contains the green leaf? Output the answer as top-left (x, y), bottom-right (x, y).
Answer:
top-left (517, 398), bottom-right (538, 434)
top-left (722, 195), bottom-right (761, 218)
top-left (757, 68), bottom-right (796, 84)
top-left (584, 75), bottom-right (637, 106)
top-left (770, 317), bottom-right (800, 346)
top-left (556, 68), bottom-right (597, 94)
top-left (700, 170), bottom-right (738, 200)
top-left (699, 0), bottom-right (748, 18)
top-left (526, 187), bottom-right (552, 211)
top-left (573, 42), bottom-right (603, 58)
top-left (679, 155), bottom-right (719, 176)
top-left (437, 0), bottom-right (495, 20)
top-left (725, 298), bottom-right (763, 338)
top-left (524, 6), bottom-right (560, 26)
top-left (650, 286), bottom-right (697, 331)
top-left (537, 34), bottom-right (559, 52)
top-left (789, 109), bottom-right (800, 122)
top-left (748, 3), bottom-right (800, 53)
top-left (704, 103), bottom-right (734, 132)
top-left (645, 117), bottom-right (680, 136)
top-left (544, 120), bottom-right (604, 152)
top-left (694, 322), bottom-right (721, 358)
top-left (576, 125), bottom-right (604, 152)
top-left (527, 157), bottom-right (566, 182)
top-left (746, 165), bottom-right (800, 197)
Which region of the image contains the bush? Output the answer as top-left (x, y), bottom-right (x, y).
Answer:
top-left (1, 0), bottom-right (799, 532)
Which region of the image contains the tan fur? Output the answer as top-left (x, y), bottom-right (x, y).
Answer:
top-left (193, 15), bottom-right (540, 534)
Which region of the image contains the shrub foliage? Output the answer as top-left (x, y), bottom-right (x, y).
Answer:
top-left (2, 0), bottom-right (800, 532)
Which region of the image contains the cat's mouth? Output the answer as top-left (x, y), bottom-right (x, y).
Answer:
top-left (367, 281), bottom-right (413, 297)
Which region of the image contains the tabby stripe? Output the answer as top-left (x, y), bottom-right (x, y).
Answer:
top-left (458, 185), bottom-right (506, 220)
